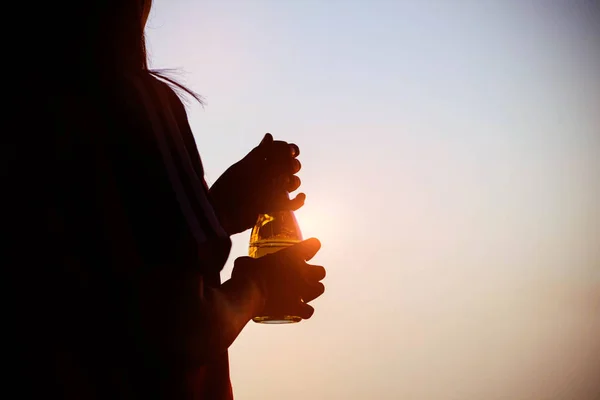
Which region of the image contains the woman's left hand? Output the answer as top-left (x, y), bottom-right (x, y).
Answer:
top-left (209, 133), bottom-right (305, 235)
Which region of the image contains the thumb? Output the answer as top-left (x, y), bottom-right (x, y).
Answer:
top-left (232, 256), bottom-right (256, 277)
top-left (286, 238), bottom-right (321, 262)
top-left (245, 133), bottom-right (273, 162)
top-left (235, 256), bottom-right (254, 266)
top-left (231, 256), bottom-right (257, 278)
top-left (260, 133), bottom-right (273, 147)
top-left (249, 133), bottom-right (273, 159)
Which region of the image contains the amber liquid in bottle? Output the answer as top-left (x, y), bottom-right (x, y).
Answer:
top-left (249, 207), bottom-right (304, 324)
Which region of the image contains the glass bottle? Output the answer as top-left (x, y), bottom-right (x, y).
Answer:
top-left (248, 194), bottom-right (304, 324)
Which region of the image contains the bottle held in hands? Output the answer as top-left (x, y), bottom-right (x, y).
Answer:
top-left (248, 194), bottom-right (304, 324)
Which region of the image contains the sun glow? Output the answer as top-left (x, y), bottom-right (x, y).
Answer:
top-left (293, 198), bottom-right (344, 244)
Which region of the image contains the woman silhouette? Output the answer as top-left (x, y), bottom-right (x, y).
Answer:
top-left (8, 1), bottom-right (325, 399)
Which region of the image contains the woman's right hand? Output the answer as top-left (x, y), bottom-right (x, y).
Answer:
top-left (232, 238), bottom-right (326, 319)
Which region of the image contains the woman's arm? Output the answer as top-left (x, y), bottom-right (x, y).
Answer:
top-left (188, 273), bottom-right (266, 361)
top-left (138, 263), bottom-right (266, 368)
top-left (138, 240), bottom-right (323, 369)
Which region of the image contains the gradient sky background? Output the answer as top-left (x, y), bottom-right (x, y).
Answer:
top-left (144, 1), bottom-right (600, 399)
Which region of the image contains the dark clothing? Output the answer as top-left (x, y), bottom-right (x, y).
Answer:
top-left (9, 74), bottom-right (233, 399)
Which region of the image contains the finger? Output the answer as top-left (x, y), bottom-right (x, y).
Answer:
top-left (289, 143), bottom-right (300, 158)
top-left (285, 238), bottom-right (321, 261)
top-left (269, 141), bottom-right (297, 170)
top-left (292, 158), bottom-right (301, 174)
top-left (288, 192), bottom-right (305, 211)
top-left (276, 174), bottom-right (291, 187)
top-left (271, 140), bottom-right (294, 154)
top-left (294, 302), bottom-right (315, 320)
top-left (287, 175), bottom-right (301, 192)
top-left (301, 282), bottom-right (325, 303)
top-left (304, 264), bottom-right (326, 281)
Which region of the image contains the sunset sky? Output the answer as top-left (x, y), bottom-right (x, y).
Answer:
top-left (145, 1), bottom-right (599, 399)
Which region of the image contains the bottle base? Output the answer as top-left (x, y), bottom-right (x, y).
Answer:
top-left (252, 315), bottom-right (302, 324)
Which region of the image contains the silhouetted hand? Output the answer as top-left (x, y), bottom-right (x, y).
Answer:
top-left (210, 133), bottom-right (305, 235)
top-left (232, 238), bottom-right (326, 319)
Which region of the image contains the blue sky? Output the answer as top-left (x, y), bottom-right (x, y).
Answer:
top-left (145, 1), bottom-right (600, 398)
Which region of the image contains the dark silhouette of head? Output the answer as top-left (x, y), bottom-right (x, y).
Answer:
top-left (22, 1), bottom-right (147, 79)
top-left (25, 0), bottom-right (200, 102)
